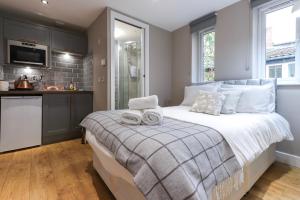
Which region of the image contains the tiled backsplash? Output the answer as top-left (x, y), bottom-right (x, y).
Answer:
top-left (1, 52), bottom-right (93, 91)
top-left (83, 55), bottom-right (93, 91)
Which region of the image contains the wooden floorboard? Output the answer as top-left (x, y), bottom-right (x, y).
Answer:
top-left (242, 162), bottom-right (300, 200)
top-left (29, 147), bottom-right (57, 200)
top-left (0, 149), bottom-right (31, 200)
top-left (0, 139), bottom-right (299, 200)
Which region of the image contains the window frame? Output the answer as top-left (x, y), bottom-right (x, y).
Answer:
top-left (288, 63), bottom-right (296, 77)
top-left (252, 0), bottom-right (299, 84)
top-left (267, 64), bottom-right (283, 78)
top-left (191, 26), bottom-right (215, 83)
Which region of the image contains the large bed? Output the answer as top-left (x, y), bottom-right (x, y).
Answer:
top-left (87, 130), bottom-right (276, 200)
top-left (82, 79), bottom-right (293, 200)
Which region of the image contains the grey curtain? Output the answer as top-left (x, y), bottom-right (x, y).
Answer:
top-left (251, 0), bottom-right (273, 8)
top-left (189, 12), bottom-right (216, 33)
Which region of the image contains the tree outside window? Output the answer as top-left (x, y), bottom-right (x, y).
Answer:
top-left (203, 31), bottom-right (215, 81)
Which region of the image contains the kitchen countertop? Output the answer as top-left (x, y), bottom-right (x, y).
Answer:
top-left (0, 90), bottom-right (93, 96)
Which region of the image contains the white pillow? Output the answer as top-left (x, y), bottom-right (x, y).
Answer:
top-left (181, 84), bottom-right (220, 106)
top-left (219, 89), bottom-right (242, 114)
top-left (190, 90), bottom-right (225, 116)
top-left (221, 84), bottom-right (275, 113)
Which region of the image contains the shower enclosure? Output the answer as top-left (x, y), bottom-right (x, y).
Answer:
top-left (110, 11), bottom-right (149, 110)
top-left (112, 19), bottom-right (146, 110)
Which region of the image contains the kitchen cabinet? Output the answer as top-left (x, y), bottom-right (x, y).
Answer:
top-left (42, 92), bottom-right (93, 144)
top-left (70, 93), bottom-right (93, 133)
top-left (42, 94), bottom-right (71, 144)
top-left (3, 19), bottom-right (50, 45)
top-left (0, 16), bottom-right (88, 64)
top-left (51, 29), bottom-right (87, 55)
top-left (0, 17), bottom-right (3, 65)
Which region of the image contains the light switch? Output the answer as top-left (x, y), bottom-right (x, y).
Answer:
top-left (101, 76), bottom-right (105, 83)
top-left (97, 77), bottom-right (105, 84)
top-left (101, 58), bottom-right (106, 66)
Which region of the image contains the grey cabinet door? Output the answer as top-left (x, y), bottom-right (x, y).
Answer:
top-left (70, 93), bottom-right (93, 132)
top-left (4, 19), bottom-right (50, 45)
top-left (0, 17), bottom-right (3, 65)
top-left (42, 93), bottom-right (93, 145)
top-left (42, 94), bottom-right (71, 144)
top-left (51, 29), bottom-right (87, 55)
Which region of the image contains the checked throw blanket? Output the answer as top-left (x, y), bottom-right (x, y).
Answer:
top-left (81, 111), bottom-right (241, 200)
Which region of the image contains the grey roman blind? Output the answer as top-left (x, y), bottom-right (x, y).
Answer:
top-left (251, 0), bottom-right (273, 8)
top-left (190, 12), bottom-right (216, 33)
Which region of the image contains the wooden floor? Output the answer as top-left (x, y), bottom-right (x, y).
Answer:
top-left (0, 140), bottom-right (299, 200)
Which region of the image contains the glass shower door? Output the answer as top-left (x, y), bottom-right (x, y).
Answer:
top-left (114, 20), bottom-right (144, 109)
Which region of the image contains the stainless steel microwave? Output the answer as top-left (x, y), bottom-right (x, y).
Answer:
top-left (7, 40), bottom-right (48, 67)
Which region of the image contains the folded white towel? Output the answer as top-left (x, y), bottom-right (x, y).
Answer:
top-left (142, 107), bottom-right (164, 126)
top-left (121, 110), bottom-right (143, 125)
top-left (128, 95), bottom-right (159, 110)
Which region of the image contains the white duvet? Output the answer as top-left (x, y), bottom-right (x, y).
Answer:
top-left (163, 106), bottom-right (293, 166)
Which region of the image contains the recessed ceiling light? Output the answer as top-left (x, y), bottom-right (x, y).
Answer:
top-left (41, 0), bottom-right (48, 5)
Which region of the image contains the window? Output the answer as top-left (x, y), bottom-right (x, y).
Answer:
top-left (191, 28), bottom-right (215, 82)
top-left (267, 65), bottom-right (282, 78)
top-left (202, 30), bottom-right (215, 81)
top-left (253, 0), bottom-right (299, 83)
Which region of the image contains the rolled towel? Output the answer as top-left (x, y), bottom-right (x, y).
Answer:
top-left (142, 107), bottom-right (164, 126)
top-left (128, 95), bottom-right (158, 110)
top-left (121, 110), bottom-right (143, 125)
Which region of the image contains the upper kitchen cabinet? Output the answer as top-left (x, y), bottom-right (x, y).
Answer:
top-left (3, 19), bottom-right (50, 45)
top-left (0, 17), bottom-right (4, 65)
top-left (51, 29), bottom-right (87, 55)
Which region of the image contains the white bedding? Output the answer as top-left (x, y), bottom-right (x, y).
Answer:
top-left (163, 106), bottom-right (293, 166)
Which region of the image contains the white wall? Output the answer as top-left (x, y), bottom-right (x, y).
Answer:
top-left (276, 86), bottom-right (300, 156)
top-left (88, 9), bottom-right (108, 111)
top-left (171, 25), bottom-right (191, 105)
top-left (171, 0), bottom-right (300, 157)
top-left (215, 0), bottom-right (251, 80)
top-left (149, 25), bottom-right (173, 106)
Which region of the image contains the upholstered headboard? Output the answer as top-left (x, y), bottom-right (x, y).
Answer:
top-left (221, 79), bottom-right (277, 111)
top-left (191, 78), bottom-right (277, 110)
top-left (221, 78), bottom-right (277, 87)
top-left (191, 78), bottom-right (277, 88)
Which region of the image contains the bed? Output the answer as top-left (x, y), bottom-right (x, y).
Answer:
top-left (82, 79), bottom-right (293, 200)
top-left (87, 130), bottom-right (275, 200)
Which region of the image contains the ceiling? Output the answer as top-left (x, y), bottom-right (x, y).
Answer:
top-left (0, 0), bottom-right (241, 31)
top-left (0, 0), bottom-right (106, 30)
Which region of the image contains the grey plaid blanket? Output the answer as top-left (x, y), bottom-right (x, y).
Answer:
top-left (81, 111), bottom-right (241, 200)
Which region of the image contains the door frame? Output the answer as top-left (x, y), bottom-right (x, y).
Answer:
top-left (109, 10), bottom-right (149, 110)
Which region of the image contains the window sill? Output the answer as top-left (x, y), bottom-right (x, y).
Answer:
top-left (277, 80), bottom-right (300, 86)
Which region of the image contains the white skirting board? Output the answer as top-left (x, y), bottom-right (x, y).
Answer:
top-left (276, 151), bottom-right (300, 168)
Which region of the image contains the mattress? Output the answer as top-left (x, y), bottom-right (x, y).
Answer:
top-left (163, 106), bottom-right (293, 166)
